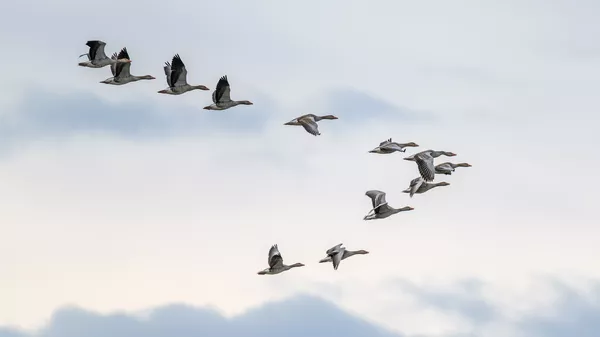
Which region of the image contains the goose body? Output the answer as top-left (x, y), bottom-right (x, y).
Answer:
top-left (404, 150), bottom-right (456, 162)
top-left (319, 243), bottom-right (369, 270)
top-left (284, 114), bottom-right (338, 136)
top-left (403, 177), bottom-right (450, 197)
top-left (100, 48), bottom-right (155, 85)
top-left (369, 139), bottom-right (418, 154)
top-left (435, 162), bottom-right (472, 175)
top-left (78, 40), bottom-right (130, 68)
top-left (257, 244), bottom-right (304, 275)
top-left (363, 190), bottom-right (414, 220)
top-left (204, 76), bottom-right (253, 110)
top-left (158, 54), bottom-right (209, 95)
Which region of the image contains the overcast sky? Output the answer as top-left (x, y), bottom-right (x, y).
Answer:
top-left (1, 1), bottom-right (599, 336)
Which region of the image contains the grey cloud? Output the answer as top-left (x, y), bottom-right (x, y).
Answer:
top-left (0, 86), bottom-right (423, 152)
top-left (0, 87), bottom-right (274, 141)
top-left (0, 328), bottom-right (28, 337)
top-left (320, 88), bottom-right (431, 123)
top-left (2, 281), bottom-right (600, 337)
top-left (392, 278), bottom-right (497, 324)
top-left (2, 296), bottom-right (400, 337)
top-left (518, 279), bottom-right (600, 337)
top-left (391, 278), bottom-right (600, 336)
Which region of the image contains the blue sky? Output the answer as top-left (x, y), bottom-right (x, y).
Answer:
top-left (1, 0), bottom-right (599, 336)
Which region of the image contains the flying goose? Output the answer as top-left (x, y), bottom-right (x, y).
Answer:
top-left (319, 243), bottom-right (369, 270)
top-left (78, 40), bottom-right (131, 68)
top-left (158, 54), bottom-right (209, 95)
top-left (403, 177), bottom-right (450, 197)
top-left (363, 190), bottom-right (414, 220)
top-left (100, 48), bottom-right (155, 85)
top-left (203, 76), bottom-right (253, 110)
top-left (369, 139), bottom-right (419, 154)
top-left (435, 162), bottom-right (472, 175)
top-left (257, 244), bottom-right (305, 275)
top-left (284, 114), bottom-right (338, 136)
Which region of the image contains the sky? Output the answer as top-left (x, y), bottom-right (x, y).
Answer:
top-left (1, 0), bottom-right (599, 336)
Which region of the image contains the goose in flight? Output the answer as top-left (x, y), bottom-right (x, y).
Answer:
top-left (403, 177), bottom-right (450, 197)
top-left (369, 139), bottom-right (418, 154)
top-left (203, 76), bottom-right (253, 110)
top-left (318, 243), bottom-right (369, 270)
top-left (284, 114), bottom-right (338, 136)
top-left (78, 40), bottom-right (131, 68)
top-left (257, 244), bottom-right (305, 275)
top-left (363, 190), bottom-right (414, 220)
top-left (158, 54), bottom-right (209, 95)
top-left (435, 162), bottom-right (472, 175)
top-left (404, 150), bottom-right (456, 162)
top-left (100, 48), bottom-right (155, 85)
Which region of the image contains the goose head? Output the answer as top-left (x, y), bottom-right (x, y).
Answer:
top-left (238, 100), bottom-right (254, 105)
top-left (321, 115), bottom-right (338, 120)
top-left (405, 142), bottom-right (419, 147)
top-left (194, 85), bottom-right (210, 91)
top-left (355, 250), bottom-right (369, 255)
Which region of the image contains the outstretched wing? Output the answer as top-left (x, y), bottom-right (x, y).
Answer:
top-left (268, 244), bottom-right (284, 269)
top-left (331, 247), bottom-right (345, 270)
top-left (86, 40), bottom-right (106, 61)
top-left (299, 117), bottom-right (320, 136)
top-left (365, 190), bottom-right (391, 213)
top-left (114, 48), bottom-right (131, 78)
top-left (408, 177), bottom-right (424, 198)
top-left (170, 54), bottom-right (188, 87)
top-left (212, 75), bottom-right (231, 104)
top-left (163, 61), bottom-right (172, 86)
top-left (326, 243), bottom-right (343, 256)
top-left (110, 52), bottom-right (117, 76)
top-left (415, 152), bottom-right (435, 182)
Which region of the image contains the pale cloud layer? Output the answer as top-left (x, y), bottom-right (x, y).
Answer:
top-left (2, 279), bottom-right (599, 337)
top-left (1, 0), bottom-right (599, 336)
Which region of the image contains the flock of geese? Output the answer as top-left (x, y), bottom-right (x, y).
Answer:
top-left (78, 40), bottom-right (472, 276)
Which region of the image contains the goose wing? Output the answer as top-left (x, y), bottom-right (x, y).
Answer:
top-left (268, 244), bottom-right (284, 269)
top-left (114, 48), bottom-right (131, 78)
top-left (408, 177), bottom-right (424, 198)
top-left (379, 138), bottom-right (392, 146)
top-left (163, 61), bottom-right (172, 86)
top-left (298, 116), bottom-right (320, 136)
top-left (110, 52), bottom-right (117, 76)
top-left (86, 40), bottom-right (107, 61)
top-left (381, 142), bottom-right (405, 152)
top-left (212, 75), bottom-right (231, 104)
top-left (365, 190), bottom-right (391, 213)
top-left (326, 243), bottom-right (344, 256)
top-left (169, 54), bottom-right (188, 87)
top-left (415, 152), bottom-right (435, 182)
top-left (331, 247), bottom-right (345, 270)
top-left (435, 162), bottom-right (454, 174)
